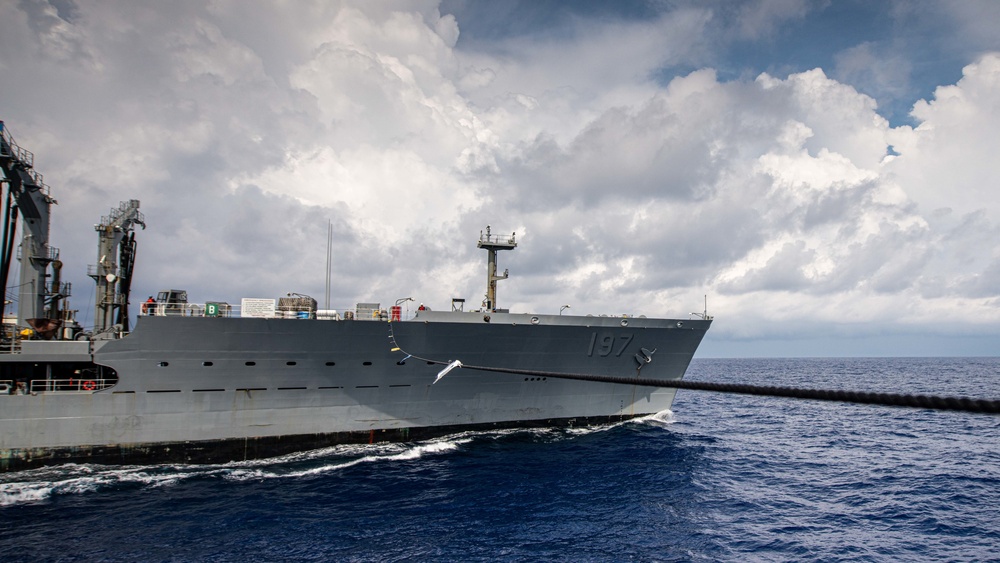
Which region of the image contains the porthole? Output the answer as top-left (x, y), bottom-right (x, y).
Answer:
top-left (325, 362), bottom-right (336, 366)
top-left (620, 319), bottom-right (628, 327)
top-left (530, 316), bottom-right (539, 325)
top-left (157, 361), bottom-right (169, 367)
top-left (363, 361), bottom-right (373, 366)
top-left (202, 361), bottom-right (213, 367)
top-left (245, 361), bottom-right (256, 366)
top-left (286, 361), bottom-right (297, 366)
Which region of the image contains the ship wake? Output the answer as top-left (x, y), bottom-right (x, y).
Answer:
top-left (0, 413), bottom-right (675, 506)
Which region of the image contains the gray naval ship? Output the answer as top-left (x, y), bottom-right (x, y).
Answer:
top-left (0, 121), bottom-right (711, 472)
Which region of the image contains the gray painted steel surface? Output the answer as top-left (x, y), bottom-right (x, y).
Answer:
top-left (0, 311), bottom-right (710, 469)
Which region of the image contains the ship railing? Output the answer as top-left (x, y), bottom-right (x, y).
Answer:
top-left (0, 121), bottom-right (35, 168)
top-left (139, 302), bottom-right (420, 321)
top-left (0, 124), bottom-right (51, 195)
top-left (100, 199), bottom-right (144, 229)
top-left (479, 233), bottom-right (517, 246)
top-left (53, 281), bottom-right (72, 298)
top-left (16, 244), bottom-right (60, 262)
top-left (29, 378), bottom-right (114, 394)
top-left (146, 303), bottom-right (211, 317)
top-left (0, 324), bottom-right (22, 353)
top-left (140, 302), bottom-right (243, 318)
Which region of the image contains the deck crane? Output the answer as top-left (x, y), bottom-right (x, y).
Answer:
top-left (90, 200), bottom-right (144, 334)
top-left (0, 121), bottom-right (66, 337)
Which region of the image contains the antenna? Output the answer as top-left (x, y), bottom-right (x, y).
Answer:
top-left (691, 295), bottom-right (713, 320)
top-left (476, 226), bottom-right (516, 312)
top-left (325, 220), bottom-right (332, 310)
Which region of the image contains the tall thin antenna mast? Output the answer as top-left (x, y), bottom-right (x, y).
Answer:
top-left (477, 225), bottom-right (516, 312)
top-left (325, 220), bottom-right (332, 310)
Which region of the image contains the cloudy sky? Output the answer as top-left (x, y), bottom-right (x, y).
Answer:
top-left (2, 0), bottom-right (999, 357)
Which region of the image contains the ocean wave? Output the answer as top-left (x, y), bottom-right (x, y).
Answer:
top-left (0, 413), bottom-right (680, 506)
top-left (0, 463), bottom-right (210, 506)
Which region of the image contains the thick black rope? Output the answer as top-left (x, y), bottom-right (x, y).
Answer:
top-left (459, 363), bottom-right (1000, 415)
top-left (387, 323), bottom-right (1000, 415)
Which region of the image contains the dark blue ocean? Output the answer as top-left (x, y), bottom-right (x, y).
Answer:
top-left (2, 357), bottom-right (999, 562)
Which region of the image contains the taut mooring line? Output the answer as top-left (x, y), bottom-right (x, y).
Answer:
top-left (458, 364), bottom-right (1000, 415)
top-left (387, 322), bottom-right (1000, 415)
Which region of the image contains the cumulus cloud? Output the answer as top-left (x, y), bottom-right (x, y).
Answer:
top-left (888, 55), bottom-right (1000, 218)
top-left (1, 0), bottom-right (998, 354)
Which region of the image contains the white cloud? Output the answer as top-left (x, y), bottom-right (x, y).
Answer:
top-left (1, 1), bottom-right (998, 353)
top-left (888, 54), bottom-right (1000, 218)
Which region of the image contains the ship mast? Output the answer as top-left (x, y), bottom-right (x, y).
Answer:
top-left (477, 226), bottom-right (516, 312)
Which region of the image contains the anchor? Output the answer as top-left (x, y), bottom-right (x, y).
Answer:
top-left (634, 347), bottom-right (657, 370)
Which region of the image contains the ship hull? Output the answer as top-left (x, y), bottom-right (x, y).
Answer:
top-left (0, 312), bottom-right (710, 471)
